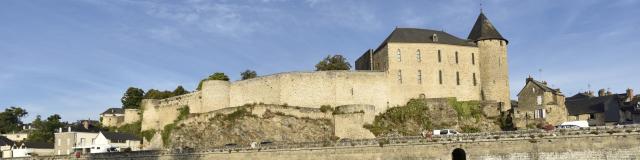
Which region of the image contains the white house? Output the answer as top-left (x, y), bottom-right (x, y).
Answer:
top-left (91, 132), bottom-right (141, 153)
top-left (10, 142), bottom-right (54, 157)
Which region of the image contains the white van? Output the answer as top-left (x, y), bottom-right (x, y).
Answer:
top-left (433, 129), bottom-right (459, 135)
top-left (557, 121), bottom-right (589, 128)
top-left (90, 145), bottom-right (118, 154)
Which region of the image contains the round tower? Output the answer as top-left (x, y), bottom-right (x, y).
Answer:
top-left (201, 80), bottom-right (230, 113)
top-left (468, 12), bottom-right (511, 111)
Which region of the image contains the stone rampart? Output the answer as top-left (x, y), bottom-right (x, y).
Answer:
top-left (123, 109), bottom-right (140, 124)
top-left (93, 125), bottom-right (640, 160)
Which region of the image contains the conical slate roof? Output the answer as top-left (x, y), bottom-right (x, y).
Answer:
top-left (467, 12), bottom-right (507, 43)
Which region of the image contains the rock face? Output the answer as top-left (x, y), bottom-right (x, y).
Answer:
top-left (169, 109), bottom-right (334, 149)
top-left (364, 98), bottom-right (502, 137)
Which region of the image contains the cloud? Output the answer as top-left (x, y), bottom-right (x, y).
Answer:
top-left (148, 26), bottom-right (183, 42)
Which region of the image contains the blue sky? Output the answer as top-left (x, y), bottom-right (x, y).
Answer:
top-left (1, 0), bottom-right (639, 122)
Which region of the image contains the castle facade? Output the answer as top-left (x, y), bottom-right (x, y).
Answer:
top-left (141, 12), bottom-right (511, 131)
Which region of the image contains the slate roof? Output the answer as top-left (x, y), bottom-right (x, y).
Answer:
top-left (101, 108), bottom-right (124, 115)
top-left (15, 141), bottom-right (54, 149)
top-left (565, 96), bottom-right (611, 115)
top-left (0, 136), bottom-right (15, 146)
top-left (374, 28), bottom-right (476, 53)
top-left (517, 78), bottom-right (562, 96)
top-left (101, 132), bottom-right (140, 142)
top-left (467, 12), bottom-right (507, 43)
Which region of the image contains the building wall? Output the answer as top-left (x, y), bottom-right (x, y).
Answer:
top-left (384, 43), bottom-right (482, 107)
top-left (515, 82), bottom-right (568, 128)
top-left (1, 133), bottom-right (28, 142)
top-left (477, 39), bottom-right (511, 110)
top-left (101, 115), bottom-right (124, 127)
top-left (54, 132), bottom-right (97, 155)
top-left (568, 113), bottom-right (606, 126)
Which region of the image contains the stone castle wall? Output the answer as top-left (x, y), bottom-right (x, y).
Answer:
top-left (382, 43), bottom-right (483, 107)
top-left (123, 109), bottom-right (141, 124)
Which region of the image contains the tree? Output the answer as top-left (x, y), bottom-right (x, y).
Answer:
top-left (173, 85), bottom-right (189, 96)
top-left (143, 89), bottom-right (174, 99)
top-left (0, 106), bottom-right (28, 133)
top-left (27, 114), bottom-right (64, 143)
top-left (121, 87), bottom-right (145, 109)
top-left (240, 70), bottom-right (257, 80)
top-left (196, 72), bottom-right (230, 90)
top-left (315, 54), bottom-right (351, 71)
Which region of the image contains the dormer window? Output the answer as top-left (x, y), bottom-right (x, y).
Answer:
top-left (432, 34), bottom-right (438, 42)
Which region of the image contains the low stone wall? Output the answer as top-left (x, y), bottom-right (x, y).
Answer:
top-left (94, 125), bottom-right (640, 160)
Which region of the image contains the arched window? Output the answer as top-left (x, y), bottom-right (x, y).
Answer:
top-left (452, 148), bottom-right (466, 160)
top-left (432, 33), bottom-right (438, 42)
top-left (416, 49), bottom-right (421, 62)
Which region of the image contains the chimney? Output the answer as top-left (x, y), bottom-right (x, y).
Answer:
top-left (598, 89), bottom-right (606, 97)
top-left (67, 126), bottom-right (71, 132)
top-left (82, 120), bottom-right (90, 129)
top-left (526, 75), bottom-right (533, 83)
top-left (586, 90), bottom-right (594, 97)
top-left (627, 88), bottom-right (634, 102)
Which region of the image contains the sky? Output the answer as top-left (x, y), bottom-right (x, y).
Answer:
top-left (1, 0), bottom-right (639, 122)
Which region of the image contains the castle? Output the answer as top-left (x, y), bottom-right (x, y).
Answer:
top-left (140, 12), bottom-right (511, 131)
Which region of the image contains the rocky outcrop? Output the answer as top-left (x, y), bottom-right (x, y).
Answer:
top-left (169, 107), bottom-right (334, 149)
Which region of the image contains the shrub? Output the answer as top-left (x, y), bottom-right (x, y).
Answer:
top-left (320, 105), bottom-right (334, 113)
top-left (461, 125), bottom-right (481, 133)
top-left (378, 139), bottom-right (389, 147)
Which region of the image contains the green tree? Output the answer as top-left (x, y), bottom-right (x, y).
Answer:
top-left (143, 89), bottom-right (174, 99)
top-left (27, 114), bottom-right (64, 143)
top-left (240, 70), bottom-right (257, 80)
top-left (121, 87), bottom-right (145, 109)
top-left (315, 54), bottom-right (351, 71)
top-left (196, 72), bottom-right (230, 90)
top-left (173, 85), bottom-right (189, 96)
top-left (0, 106), bottom-right (28, 133)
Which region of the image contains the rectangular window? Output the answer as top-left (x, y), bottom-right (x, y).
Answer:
top-left (455, 52), bottom-right (459, 64)
top-left (437, 50), bottom-right (442, 63)
top-left (416, 50), bottom-right (421, 62)
top-left (438, 70), bottom-right (443, 85)
top-left (456, 72), bottom-right (460, 85)
top-left (397, 49), bottom-right (402, 62)
top-left (535, 109), bottom-right (546, 119)
top-left (80, 138), bottom-right (85, 146)
top-left (589, 113), bottom-right (595, 120)
top-left (397, 70), bottom-right (402, 84)
top-left (472, 53), bottom-right (475, 65)
top-left (473, 73), bottom-right (477, 86)
top-left (536, 96), bottom-right (542, 105)
top-left (417, 70), bottom-right (422, 84)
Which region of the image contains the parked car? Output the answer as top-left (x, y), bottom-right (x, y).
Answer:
top-left (557, 121), bottom-right (589, 128)
top-left (433, 129), bottom-right (459, 135)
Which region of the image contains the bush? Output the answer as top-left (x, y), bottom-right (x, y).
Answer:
top-left (448, 99), bottom-right (482, 120)
top-left (461, 125), bottom-right (481, 133)
top-left (320, 105), bottom-right (333, 113)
